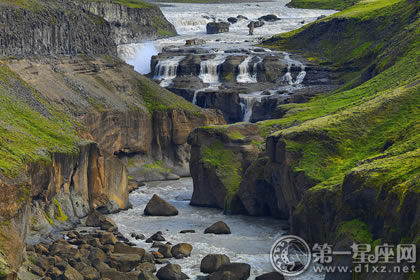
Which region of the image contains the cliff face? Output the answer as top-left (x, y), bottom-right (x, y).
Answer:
top-left (80, 0), bottom-right (177, 44)
top-left (0, 0), bottom-right (176, 58)
top-left (189, 2), bottom-right (419, 279)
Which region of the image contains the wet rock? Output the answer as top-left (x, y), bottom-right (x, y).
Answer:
top-left (63, 265), bottom-right (84, 280)
top-left (186, 38), bottom-right (206, 46)
top-left (237, 15), bottom-right (248, 20)
top-left (89, 238), bottom-right (102, 247)
top-left (156, 264), bottom-right (189, 280)
top-left (200, 254), bottom-right (231, 273)
top-left (215, 263), bottom-right (251, 280)
top-left (80, 266), bottom-right (100, 280)
top-left (88, 248), bottom-right (107, 263)
top-left (144, 195), bottom-right (179, 216)
top-left (86, 210), bottom-right (118, 231)
top-left (150, 231), bottom-right (166, 241)
top-left (248, 21), bottom-right (264, 28)
top-left (92, 261), bottom-right (111, 273)
top-left (131, 233), bottom-right (146, 240)
top-left (206, 22), bottom-right (229, 34)
top-left (152, 251), bottom-right (165, 259)
top-left (107, 253), bottom-right (142, 272)
top-left (139, 271), bottom-right (160, 280)
top-left (152, 241), bottom-right (165, 248)
top-left (136, 262), bottom-right (157, 273)
top-left (258, 14), bottom-right (280, 22)
top-left (179, 230), bottom-right (195, 234)
top-left (204, 221), bottom-right (231, 234)
top-left (101, 269), bottom-right (126, 280)
top-left (255, 272), bottom-right (284, 280)
top-left (171, 243), bottom-right (193, 258)
top-left (209, 271), bottom-right (236, 280)
top-left (142, 252), bottom-right (155, 263)
top-left (114, 242), bottom-right (145, 257)
top-left (101, 244), bottom-right (115, 254)
top-left (101, 232), bottom-right (118, 245)
top-left (158, 244), bottom-right (173, 258)
top-left (227, 17), bottom-right (238, 24)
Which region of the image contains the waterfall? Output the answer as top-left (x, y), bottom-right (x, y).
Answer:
top-left (153, 56), bottom-right (185, 87)
top-left (240, 92), bottom-right (263, 122)
top-left (199, 55), bottom-right (226, 84)
top-left (192, 90), bottom-right (199, 105)
top-left (251, 56), bottom-right (263, 82)
top-left (282, 53), bottom-right (306, 86)
top-left (237, 56), bottom-right (256, 83)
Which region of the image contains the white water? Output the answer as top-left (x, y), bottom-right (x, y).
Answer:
top-left (118, 0), bottom-right (335, 74)
top-left (237, 56), bottom-right (257, 83)
top-left (199, 55), bottom-right (227, 84)
top-left (110, 178), bottom-right (324, 279)
top-left (153, 56), bottom-right (185, 87)
top-left (283, 53), bottom-right (307, 86)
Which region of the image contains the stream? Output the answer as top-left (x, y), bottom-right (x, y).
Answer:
top-left (110, 178), bottom-right (324, 279)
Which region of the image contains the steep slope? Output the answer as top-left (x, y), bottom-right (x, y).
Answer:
top-left (189, 0), bottom-right (419, 271)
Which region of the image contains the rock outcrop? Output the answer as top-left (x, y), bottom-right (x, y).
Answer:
top-left (206, 22), bottom-right (230, 34)
top-left (79, 0), bottom-right (176, 44)
top-left (144, 194), bottom-right (179, 216)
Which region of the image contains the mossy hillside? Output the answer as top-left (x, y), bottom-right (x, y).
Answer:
top-left (265, 0), bottom-right (418, 87)
top-left (201, 141), bottom-right (242, 208)
top-left (287, 0), bottom-right (359, 10)
top-left (0, 63), bottom-right (80, 177)
top-left (85, 0), bottom-right (154, 8)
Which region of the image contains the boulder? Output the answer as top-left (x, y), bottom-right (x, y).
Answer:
top-left (227, 17), bottom-right (238, 24)
top-left (101, 232), bottom-right (118, 245)
top-left (156, 264), bottom-right (189, 280)
top-left (63, 265), bottom-right (84, 280)
top-left (209, 271), bottom-right (237, 280)
top-left (248, 21), bottom-right (264, 28)
top-left (200, 254), bottom-right (230, 273)
top-left (186, 38), bottom-right (206, 46)
top-left (80, 266), bottom-right (100, 280)
top-left (204, 221), bottom-right (231, 234)
top-left (236, 15), bottom-right (248, 20)
top-left (142, 252), bottom-right (155, 263)
top-left (86, 210), bottom-right (118, 231)
top-left (179, 230), bottom-right (195, 234)
top-left (114, 242), bottom-right (146, 257)
top-left (158, 244), bottom-right (173, 258)
top-left (136, 262), bottom-right (157, 273)
top-left (258, 14), bottom-right (280, 22)
top-left (255, 272), bottom-right (284, 280)
top-left (206, 22), bottom-right (229, 34)
top-left (144, 195), bottom-right (179, 216)
top-left (101, 269), bottom-right (126, 280)
top-left (216, 263), bottom-right (251, 280)
top-left (107, 253), bottom-right (142, 272)
top-left (139, 271), bottom-right (159, 280)
top-left (88, 248), bottom-right (107, 263)
top-left (171, 243), bottom-right (193, 258)
top-left (150, 231), bottom-right (166, 241)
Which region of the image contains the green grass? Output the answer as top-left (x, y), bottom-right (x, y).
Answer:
top-left (85, 0), bottom-right (155, 8)
top-left (337, 219), bottom-right (373, 244)
top-left (201, 141), bottom-right (242, 207)
top-left (287, 0), bottom-right (359, 10)
top-left (143, 160), bottom-right (171, 173)
top-left (0, 63), bottom-right (80, 177)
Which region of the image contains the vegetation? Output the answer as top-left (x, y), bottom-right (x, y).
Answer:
top-left (337, 219), bottom-right (373, 244)
top-left (143, 160), bottom-right (171, 173)
top-left (287, 0), bottom-right (359, 10)
top-left (85, 0), bottom-right (155, 9)
top-left (0, 63), bottom-right (80, 177)
top-left (201, 141), bottom-right (242, 207)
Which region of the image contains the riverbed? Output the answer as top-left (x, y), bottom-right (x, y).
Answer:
top-left (110, 178), bottom-right (324, 279)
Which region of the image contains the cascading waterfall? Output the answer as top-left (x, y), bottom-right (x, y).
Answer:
top-left (240, 92), bottom-right (264, 122)
top-left (251, 56), bottom-right (263, 81)
top-left (282, 53), bottom-right (306, 86)
top-left (237, 56), bottom-right (257, 83)
top-left (153, 56), bottom-right (185, 87)
top-left (199, 55), bottom-right (226, 84)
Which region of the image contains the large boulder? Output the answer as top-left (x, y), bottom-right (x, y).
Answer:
top-left (86, 210), bottom-right (118, 231)
top-left (200, 254), bottom-right (231, 273)
top-left (63, 265), bottom-right (84, 280)
top-left (156, 264), bottom-right (189, 280)
top-left (107, 253), bottom-right (142, 272)
top-left (206, 22), bottom-right (229, 34)
top-left (139, 271), bottom-right (159, 280)
top-left (227, 17), bottom-right (238, 24)
top-left (255, 272), bottom-right (284, 280)
top-left (158, 244), bottom-right (173, 258)
top-left (171, 243), bottom-right (193, 258)
top-left (258, 14), bottom-right (280, 21)
top-left (212, 263), bottom-right (251, 280)
top-left (114, 242), bottom-right (146, 257)
top-left (204, 221), bottom-right (231, 234)
top-left (144, 194), bottom-right (179, 216)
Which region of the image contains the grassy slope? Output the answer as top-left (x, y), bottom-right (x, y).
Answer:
top-left (258, 0), bottom-right (419, 241)
top-left (287, 0), bottom-right (359, 10)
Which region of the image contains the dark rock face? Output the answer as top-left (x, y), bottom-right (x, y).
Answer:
top-left (211, 263), bottom-right (251, 280)
top-left (80, 0), bottom-right (176, 44)
top-left (255, 272), bottom-right (284, 280)
top-left (200, 254), bottom-right (231, 273)
top-left (204, 221), bottom-right (231, 234)
top-left (156, 264), bottom-right (189, 280)
top-left (144, 194), bottom-right (179, 216)
top-left (258, 14), bottom-right (280, 22)
top-left (206, 22), bottom-right (230, 34)
top-left (227, 17), bottom-right (238, 24)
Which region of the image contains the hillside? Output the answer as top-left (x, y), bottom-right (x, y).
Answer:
top-left (189, 1), bottom-right (419, 276)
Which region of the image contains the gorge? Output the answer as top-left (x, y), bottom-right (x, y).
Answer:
top-left (0, 0), bottom-right (418, 279)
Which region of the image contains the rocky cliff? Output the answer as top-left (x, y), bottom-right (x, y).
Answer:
top-left (0, 0), bottom-right (176, 57)
top-left (189, 0), bottom-right (419, 278)
top-left (79, 0), bottom-right (176, 44)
